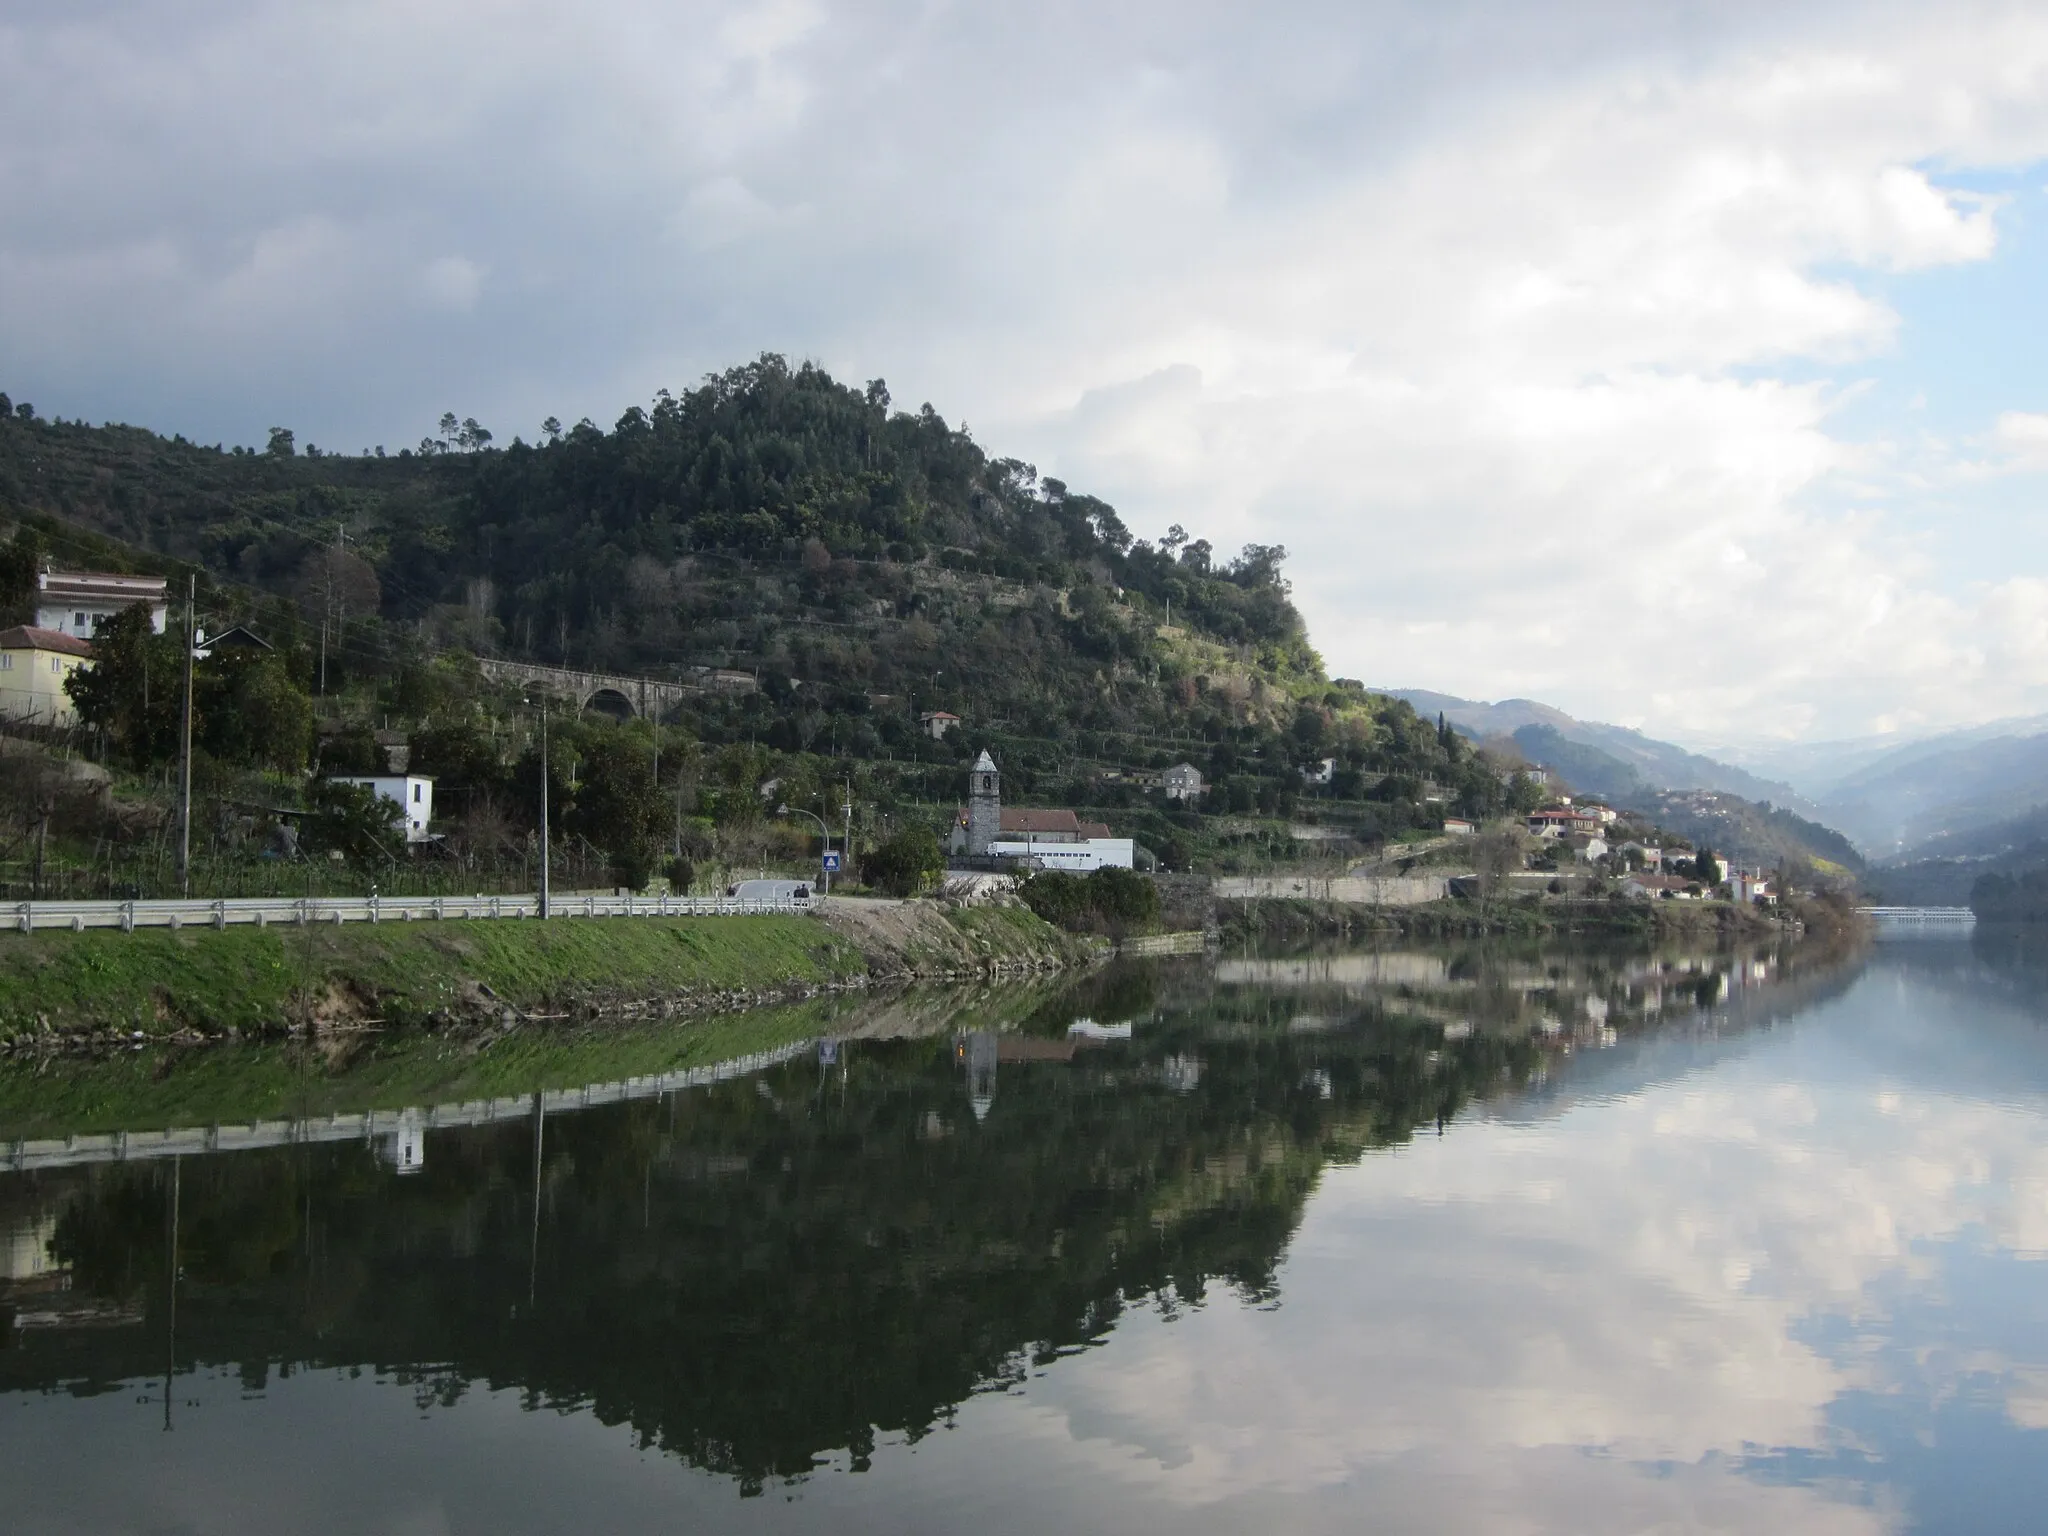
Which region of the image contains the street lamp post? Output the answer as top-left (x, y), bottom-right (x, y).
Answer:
top-left (527, 692), bottom-right (552, 919)
top-left (176, 576), bottom-right (197, 898)
top-left (779, 804), bottom-right (833, 896)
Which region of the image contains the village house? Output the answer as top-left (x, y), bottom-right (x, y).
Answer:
top-left (35, 569), bottom-right (169, 639)
top-left (328, 774), bottom-right (437, 843)
top-left (0, 626), bottom-right (93, 727)
top-left (1728, 870), bottom-right (1774, 904)
top-left (1619, 841), bottom-right (1662, 869)
top-left (1442, 817), bottom-right (1477, 836)
top-left (1623, 873), bottom-right (1699, 900)
top-left (1160, 762), bottom-right (1205, 802)
top-left (919, 710), bottom-right (961, 741)
top-left (1527, 807), bottom-right (1600, 839)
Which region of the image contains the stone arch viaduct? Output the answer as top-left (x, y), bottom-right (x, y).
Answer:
top-left (475, 658), bottom-right (755, 721)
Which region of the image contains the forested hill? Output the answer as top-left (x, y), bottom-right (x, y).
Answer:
top-left (0, 358), bottom-right (1313, 742)
top-left (2, 357), bottom-right (1561, 853)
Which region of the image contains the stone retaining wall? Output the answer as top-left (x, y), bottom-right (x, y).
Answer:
top-left (1210, 875), bottom-right (1450, 906)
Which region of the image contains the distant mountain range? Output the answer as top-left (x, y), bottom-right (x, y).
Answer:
top-left (1383, 689), bottom-right (1859, 871)
top-left (1702, 713), bottom-right (2048, 800)
top-left (1866, 804), bottom-right (2048, 906)
top-left (1385, 690), bottom-right (1813, 808)
top-left (1704, 715), bottom-right (2048, 861)
top-left (1395, 688), bottom-right (2048, 871)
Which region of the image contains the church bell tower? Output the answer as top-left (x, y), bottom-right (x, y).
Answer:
top-left (967, 750), bottom-right (1001, 856)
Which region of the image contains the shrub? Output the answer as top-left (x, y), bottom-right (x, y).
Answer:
top-left (862, 825), bottom-right (945, 897)
top-left (1018, 866), bottom-right (1160, 938)
top-left (301, 781), bottom-right (404, 866)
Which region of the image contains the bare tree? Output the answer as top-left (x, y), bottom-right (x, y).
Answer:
top-left (1472, 825), bottom-right (1525, 915)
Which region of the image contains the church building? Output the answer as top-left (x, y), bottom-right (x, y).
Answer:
top-left (949, 750), bottom-right (1137, 871)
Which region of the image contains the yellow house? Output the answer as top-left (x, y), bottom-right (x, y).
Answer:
top-left (0, 625), bottom-right (95, 727)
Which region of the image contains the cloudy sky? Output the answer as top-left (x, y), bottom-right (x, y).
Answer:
top-left (5, 0), bottom-right (2048, 742)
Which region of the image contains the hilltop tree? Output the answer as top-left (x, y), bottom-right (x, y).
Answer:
top-left (0, 526), bottom-right (44, 624)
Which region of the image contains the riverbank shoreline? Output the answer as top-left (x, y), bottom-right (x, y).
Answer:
top-left (1216, 895), bottom-right (1828, 943)
top-left (0, 898), bottom-right (1100, 1055)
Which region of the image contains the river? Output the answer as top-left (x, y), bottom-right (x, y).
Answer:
top-left (3, 930), bottom-right (2046, 1534)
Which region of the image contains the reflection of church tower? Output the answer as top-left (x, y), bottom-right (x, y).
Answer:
top-left (967, 750), bottom-right (1001, 857)
top-left (957, 1030), bottom-right (998, 1121)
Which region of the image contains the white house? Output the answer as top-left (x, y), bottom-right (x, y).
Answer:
top-left (330, 775), bottom-right (435, 842)
top-left (1442, 817), bottom-right (1477, 836)
top-left (919, 710), bottom-right (961, 740)
top-left (1300, 757), bottom-right (1335, 785)
top-left (36, 569), bottom-right (169, 638)
top-left (1728, 870), bottom-right (1774, 904)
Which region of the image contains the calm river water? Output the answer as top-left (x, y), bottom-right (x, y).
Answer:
top-left (4, 932), bottom-right (2047, 1534)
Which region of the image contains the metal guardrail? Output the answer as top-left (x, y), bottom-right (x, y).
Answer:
top-left (5, 891), bottom-right (812, 934)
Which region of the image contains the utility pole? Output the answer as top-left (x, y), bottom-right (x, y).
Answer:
top-left (842, 781), bottom-right (853, 886)
top-left (538, 697), bottom-right (552, 919)
top-left (318, 521), bottom-right (346, 696)
top-left (176, 575), bottom-right (196, 897)
top-left (684, 770), bottom-right (700, 868)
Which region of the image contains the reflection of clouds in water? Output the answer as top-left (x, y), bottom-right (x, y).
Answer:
top-left (2007, 1370), bottom-right (2048, 1430)
top-left (1005, 974), bottom-right (2048, 1528)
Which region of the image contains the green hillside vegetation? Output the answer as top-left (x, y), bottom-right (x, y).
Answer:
top-left (0, 362), bottom-right (1551, 897)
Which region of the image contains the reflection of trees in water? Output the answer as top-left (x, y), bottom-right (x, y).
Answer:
top-left (1, 939), bottom-right (1853, 1493)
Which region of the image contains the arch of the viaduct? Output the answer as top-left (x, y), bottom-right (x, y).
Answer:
top-left (474, 658), bottom-right (733, 722)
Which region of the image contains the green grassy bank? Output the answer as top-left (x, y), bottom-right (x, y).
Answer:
top-left (0, 901), bottom-right (1094, 1046)
top-left (0, 915), bottom-right (874, 1039)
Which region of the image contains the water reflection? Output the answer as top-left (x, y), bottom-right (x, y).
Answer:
top-left (3, 935), bottom-right (2046, 1533)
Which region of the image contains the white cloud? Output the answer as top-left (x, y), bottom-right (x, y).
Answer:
top-left (7, 1), bottom-right (2048, 734)
top-left (418, 255), bottom-right (486, 312)
top-left (1995, 409), bottom-right (2048, 466)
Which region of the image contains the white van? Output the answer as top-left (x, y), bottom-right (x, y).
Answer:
top-left (726, 879), bottom-right (815, 905)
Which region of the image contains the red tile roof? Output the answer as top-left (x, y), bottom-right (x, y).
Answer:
top-left (1001, 808), bottom-right (1083, 835)
top-left (0, 625), bottom-right (94, 659)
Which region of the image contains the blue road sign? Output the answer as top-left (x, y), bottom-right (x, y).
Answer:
top-left (821, 851), bottom-right (842, 872)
